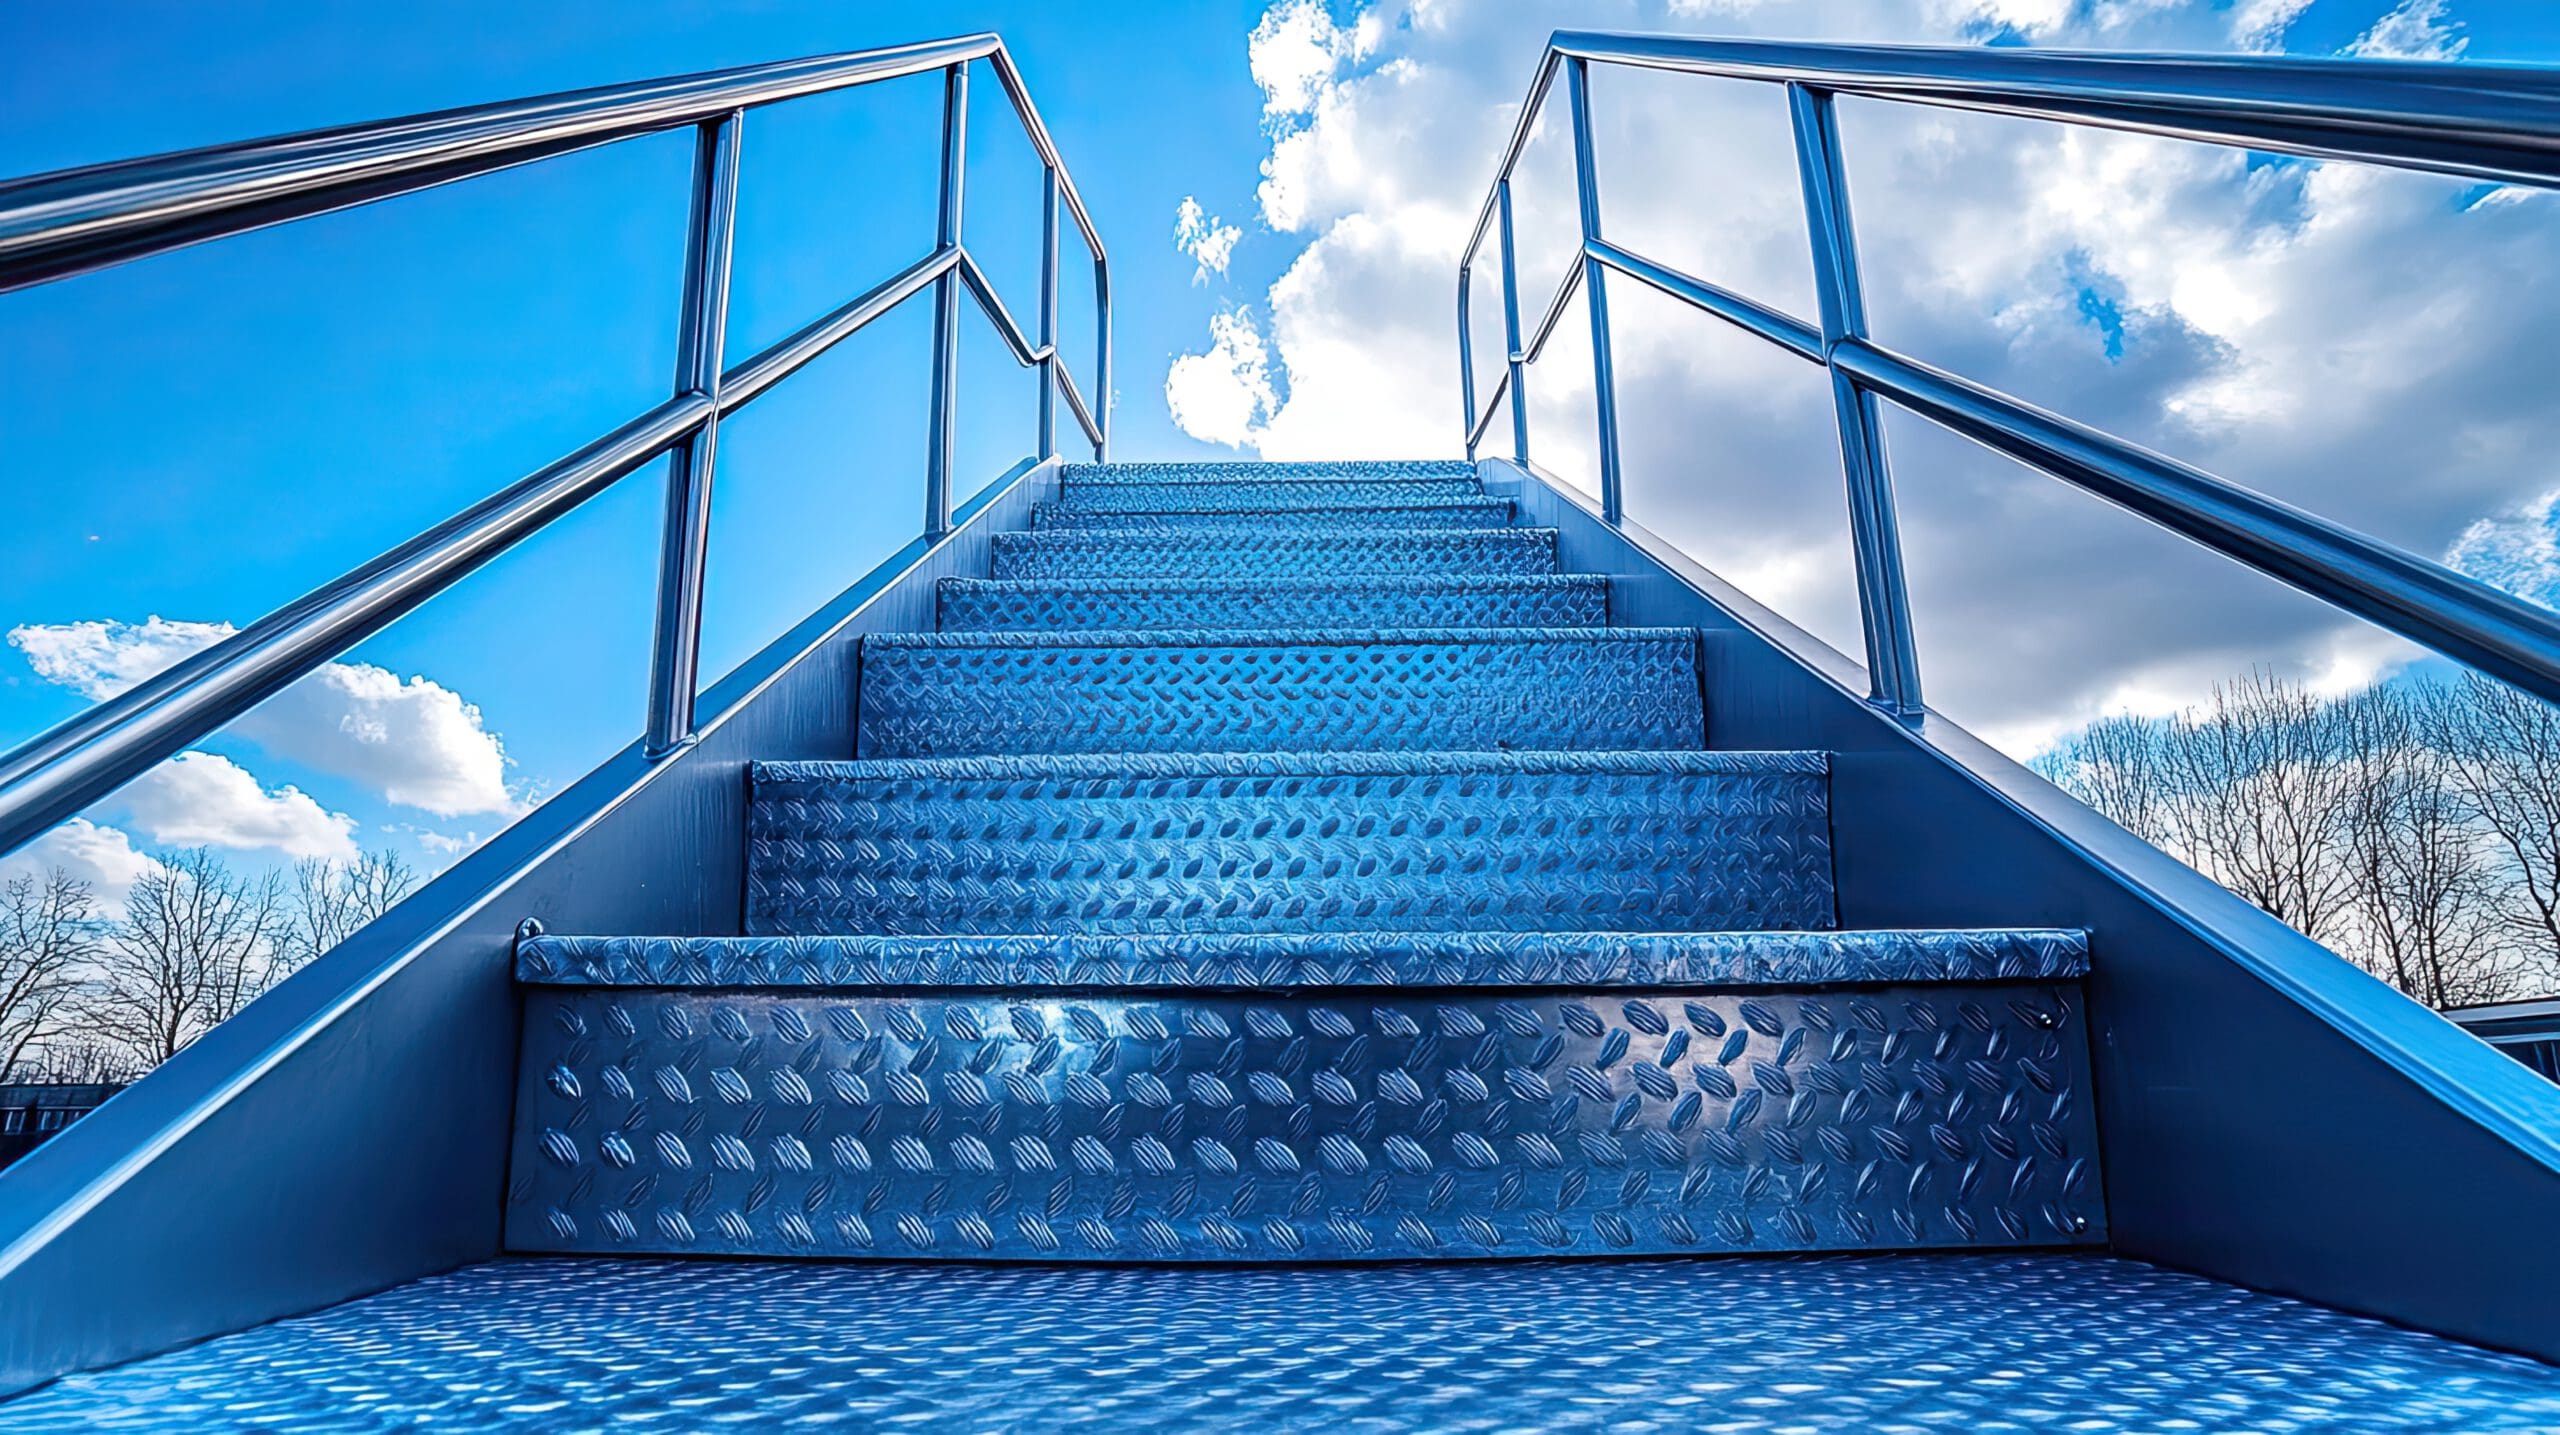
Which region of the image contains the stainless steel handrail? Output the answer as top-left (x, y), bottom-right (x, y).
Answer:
top-left (0, 33), bottom-right (1110, 860)
top-left (1459, 32), bottom-right (2560, 720)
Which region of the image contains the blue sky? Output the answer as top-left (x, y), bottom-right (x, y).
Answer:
top-left (7, 0), bottom-right (2560, 901)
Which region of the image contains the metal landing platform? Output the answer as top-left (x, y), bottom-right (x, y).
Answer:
top-left (3, 1253), bottom-right (2555, 1432)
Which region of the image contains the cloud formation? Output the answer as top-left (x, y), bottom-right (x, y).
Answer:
top-left (1170, 0), bottom-right (2560, 755)
top-left (1176, 197), bottom-right (1244, 281)
top-left (0, 817), bottom-right (163, 914)
top-left (119, 751), bottom-right (357, 860)
top-left (9, 616), bottom-right (521, 818)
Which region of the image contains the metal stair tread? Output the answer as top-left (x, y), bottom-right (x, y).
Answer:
top-left (935, 574), bottom-right (1610, 631)
top-left (518, 926), bottom-right (2090, 987)
top-left (756, 746), bottom-right (1825, 783)
top-left (1030, 496), bottom-right (1515, 529)
top-left (1060, 458), bottom-right (1477, 485)
top-left (987, 525), bottom-right (1561, 579)
top-left (862, 623), bottom-right (1688, 651)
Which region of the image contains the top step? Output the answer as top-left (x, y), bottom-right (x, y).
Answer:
top-left (1060, 459), bottom-right (1477, 486)
top-left (1050, 479), bottom-right (1484, 513)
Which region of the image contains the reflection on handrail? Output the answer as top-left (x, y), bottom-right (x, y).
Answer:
top-left (1457, 30), bottom-right (2560, 721)
top-left (0, 34), bottom-right (1110, 859)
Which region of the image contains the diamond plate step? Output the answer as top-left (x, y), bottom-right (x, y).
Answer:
top-left (853, 627), bottom-right (1705, 758)
top-left (1061, 459), bottom-right (1477, 486)
top-left (518, 927), bottom-right (2089, 987)
top-left (746, 749), bottom-right (1835, 937)
top-left (988, 526), bottom-right (1559, 580)
top-left (505, 979), bottom-right (2104, 1261)
top-left (936, 575), bottom-right (1610, 633)
top-left (1031, 496), bottom-right (1515, 531)
top-left (1050, 477), bottom-right (1484, 513)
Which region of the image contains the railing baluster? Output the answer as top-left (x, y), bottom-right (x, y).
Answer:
top-left (924, 61), bottom-right (968, 538)
top-left (1093, 255), bottom-right (1113, 460)
top-left (1788, 82), bottom-right (1923, 722)
top-left (1496, 180), bottom-right (1531, 467)
top-left (1458, 266), bottom-right (1480, 461)
top-left (1037, 165), bottom-right (1060, 461)
top-left (1564, 59), bottom-right (1627, 525)
top-left (643, 110), bottom-right (743, 759)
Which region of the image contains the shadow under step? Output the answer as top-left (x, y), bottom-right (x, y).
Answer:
top-left (1031, 496), bottom-right (1514, 531)
top-left (746, 749), bottom-right (1835, 937)
top-left (936, 574), bottom-right (1610, 633)
top-left (853, 627), bottom-right (1705, 758)
top-left (989, 526), bottom-right (1558, 580)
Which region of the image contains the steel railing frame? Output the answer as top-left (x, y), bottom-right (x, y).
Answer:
top-left (0, 33), bottom-right (1110, 854)
top-left (1459, 32), bottom-right (2560, 723)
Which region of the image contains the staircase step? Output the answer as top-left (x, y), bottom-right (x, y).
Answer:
top-left (937, 575), bottom-right (1610, 633)
top-left (1061, 459), bottom-right (1477, 486)
top-left (1050, 478), bottom-right (1484, 513)
top-left (854, 627), bottom-right (1704, 758)
top-left (506, 976), bottom-right (2102, 1261)
top-left (746, 749), bottom-right (1835, 937)
top-left (1031, 497), bottom-right (1515, 531)
top-left (519, 927), bottom-right (2090, 987)
top-left (989, 527), bottom-right (1559, 580)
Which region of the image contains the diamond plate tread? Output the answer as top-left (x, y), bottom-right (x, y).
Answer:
top-left (1049, 478), bottom-right (1485, 513)
top-left (853, 627), bottom-right (1705, 758)
top-left (17, 1255), bottom-right (2559, 1434)
top-left (936, 575), bottom-right (1611, 633)
top-left (1061, 459), bottom-right (1477, 485)
top-left (988, 526), bottom-right (1559, 580)
top-left (1032, 497), bottom-right (1516, 532)
top-left (516, 928), bottom-right (2092, 988)
top-left (746, 749), bottom-right (1836, 937)
top-left (503, 982), bottom-right (2102, 1262)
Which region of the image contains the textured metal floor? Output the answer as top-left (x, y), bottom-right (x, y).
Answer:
top-left (5, 1253), bottom-right (2557, 1431)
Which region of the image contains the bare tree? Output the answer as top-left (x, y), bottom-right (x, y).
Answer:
top-left (2035, 710), bottom-right (2174, 848)
top-left (9, 1036), bottom-right (140, 1087)
top-left (2335, 686), bottom-right (2525, 1008)
top-left (277, 848), bottom-right (419, 977)
top-left (84, 849), bottom-right (283, 1068)
top-left (0, 871), bottom-right (103, 1081)
top-left (2153, 671), bottom-right (2360, 943)
top-left (2424, 671), bottom-right (2560, 970)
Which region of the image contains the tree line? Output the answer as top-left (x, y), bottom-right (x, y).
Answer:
top-left (0, 849), bottom-right (417, 1085)
top-left (2038, 669), bottom-right (2560, 1009)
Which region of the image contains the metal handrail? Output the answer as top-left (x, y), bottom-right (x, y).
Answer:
top-left (1459, 32), bottom-right (2560, 721)
top-left (0, 33), bottom-right (1110, 861)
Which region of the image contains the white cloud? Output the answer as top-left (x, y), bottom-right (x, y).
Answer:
top-left (8, 617), bottom-right (521, 818)
top-left (1176, 0), bottom-right (2560, 755)
top-left (1176, 196), bottom-right (1244, 281)
top-left (0, 818), bottom-right (164, 915)
top-left (2348, 0), bottom-right (2467, 60)
top-left (1166, 307), bottom-right (1282, 447)
top-left (2449, 488), bottom-right (2560, 606)
top-left (120, 751), bottom-right (357, 861)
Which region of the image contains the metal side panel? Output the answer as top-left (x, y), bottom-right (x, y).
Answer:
top-left (505, 981), bottom-right (2104, 1261)
top-left (0, 460), bottom-right (1057, 1400)
top-left (1483, 457), bottom-right (2560, 1362)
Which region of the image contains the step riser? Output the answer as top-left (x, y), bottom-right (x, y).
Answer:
top-left (1051, 479), bottom-right (1485, 512)
top-left (746, 754), bottom-right (1835, 937)
top-left (989, 528), bottom-right (1559, 580)
top-left (1032, 500), bottom-right (1514, 532)
top-left (936, 577), bottom-right (1610, 633)
top-left (506, 982), bottom-right (2104, 1261)
top-left (854, 631), bottom-right (1705, 758)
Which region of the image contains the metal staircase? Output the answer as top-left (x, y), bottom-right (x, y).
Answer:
top-left (4, 27), bottom-right (2560, 1433)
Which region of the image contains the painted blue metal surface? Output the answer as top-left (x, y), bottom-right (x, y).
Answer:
top-left (989, 526), bottom-right (1560, 579)
top-left (852, 627), bottom-right (1705, 757)
top-left (503, 981), bottom-right (2100, 1260)
top-left (746, 749), bottom-right (1836, 937)
top-left (1051, 477), bottom-right (1485, 512)
top-left (936, 574), bottom-right (1611, 632)
top-left (17, 1253), bottom-right (2560, 1432)
top-left (519, 927), bottom-right (2091, 987)
top-left (1061, 459), bottom-right (1476, 484)
top-left (1031, 496), bottom-right (1516, 530)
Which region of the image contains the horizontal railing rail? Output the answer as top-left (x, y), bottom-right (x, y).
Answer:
top-left (1458, 32), bottom-right (2560, 721)
top-left (0, 33), bottom-right (1110, 861)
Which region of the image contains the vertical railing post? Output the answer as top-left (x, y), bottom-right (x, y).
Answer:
top-left (923, 61), bottom-right (968, 538)
top-left (1093, 254), bottom-right (1113, 460)
top-left (1788, 82), bottom-right (1923, 721)
top-left (1457, 265), bottom-right (1479, 460)
top-left (643, 109), bottom-right (742, 759)
top-left (1495, 179), bottom-right (1531, 467)
top-left (1036, 164), bottom-right (1060, 461)
top-left (1565, 57), bottom-right (1626, 524)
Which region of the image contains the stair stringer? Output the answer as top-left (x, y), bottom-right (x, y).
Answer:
top-left (0, 458), bottom-right (1064, 1400)
top-left (1482, 456), bottom-right (2560, 1362)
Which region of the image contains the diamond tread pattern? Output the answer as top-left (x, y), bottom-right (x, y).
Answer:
top-left (935, 575), bottom-right (1610, 632)
top-left (989, 526), bottom-right (1560, 580)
